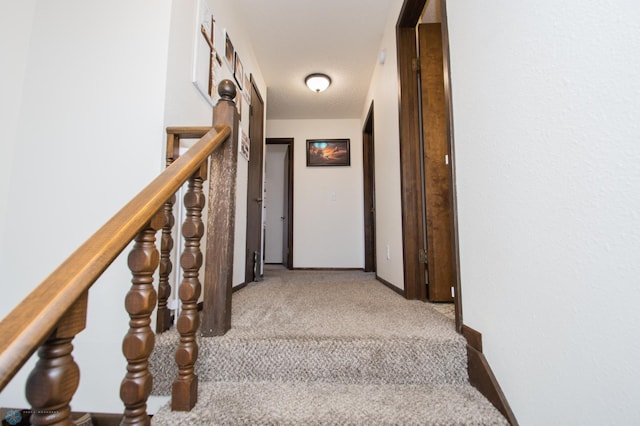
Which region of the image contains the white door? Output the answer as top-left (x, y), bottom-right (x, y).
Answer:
top-left (264, 145), bottom-right (288, 263)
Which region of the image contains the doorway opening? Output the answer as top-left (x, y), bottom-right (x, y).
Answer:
top-left (397, 0), bottom-right (462, 330)
top-left (363, 102), bottom-right (377, 273)
top-left (264, 138), bottom-right (294, 269)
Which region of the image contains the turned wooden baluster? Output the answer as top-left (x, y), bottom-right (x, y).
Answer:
top-left (121, 212), bottom-right (164, 425)
top-left (156, 194), bottom-right (175, 333)
top-left (26, 292), bottom-right (88, 425)
top-left (171, 162), bottom-right (208, 411)
top-left (156, 131), bottom-right (181, 333)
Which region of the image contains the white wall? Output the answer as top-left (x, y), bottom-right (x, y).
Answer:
top-left (0, 0), bottom-right (267, 414)
top-left (0, 0), bottom-right (37, 250)
top-left (0, 0), bottom-right (173, 413)
top-left (361, 0), bottom-right (406, 290)
top-left (266, 119), bottom-right (364, 268)
top-left (164, 0), bottom-right (214, 128)
top-left (446, 1), bottom-right (640, 424)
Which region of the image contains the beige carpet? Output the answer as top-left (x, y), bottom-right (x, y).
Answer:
top-left (150, 269), bottom-right (507, 425)
top-left (227, 269), bottom-right (458, 339)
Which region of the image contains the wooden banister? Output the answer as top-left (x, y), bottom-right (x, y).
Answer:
top-left (0, 123), bottom-right (230, 392)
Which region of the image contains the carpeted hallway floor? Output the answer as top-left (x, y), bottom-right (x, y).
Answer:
top-left (150, 269), bottom-right (508, 425)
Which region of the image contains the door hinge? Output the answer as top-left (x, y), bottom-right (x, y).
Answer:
top-left (419, 248), bottom-right (428, 264)
top-left (412, 58), bottom-right (421, 72)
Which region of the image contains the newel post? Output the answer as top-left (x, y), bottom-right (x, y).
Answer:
top-left (201, 80), bottom-right (239, 337)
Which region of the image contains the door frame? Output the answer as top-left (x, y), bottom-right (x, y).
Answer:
top-left (265, 138), bottom-right (294, 269)
top-left (362, 102), bottom-right (377, 273)
top-left (396, 0), bottom-right (462, 331)
top-left (244, 76), bottom-right (265, 283)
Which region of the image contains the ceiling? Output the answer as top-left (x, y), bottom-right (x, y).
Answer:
top-left (234, 0), bottom-right (397, 120)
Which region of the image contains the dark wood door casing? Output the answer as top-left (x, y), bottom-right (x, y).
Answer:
top-left (266, 138), bottom-right (294, 269)
top-left (363, 102), bottom-right (377, 273)
top-left (244, 76), bottom-right (265, 283)
top-left (396, 23), bottom-right (427, 301)
top-left (396, 0), bottom-right (463, 329)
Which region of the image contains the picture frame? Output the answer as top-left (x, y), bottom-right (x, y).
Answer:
top-left (209, 53), bottom-right (221, 99)
top-left (224, 31), bottom-right (234, 71)
top-left (234, 51), bottom-right (244, 91)
top-left (192, 0), bottom-right (215, 106)
top-left (243, 72), bottom-right (252, 104)
top-left (306, 139), bottom-right (351, 167)
top-left (240, 129), bottom-right (250, 161)
top-left (234, 88), bottom-right (242, 122)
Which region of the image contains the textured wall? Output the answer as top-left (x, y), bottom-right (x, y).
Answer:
top-left (0, 0), bottom-right (173, 413)
top-left (361, 0), bottom-right (406, 290)
top-left (266, 119), bottom-right (364, 268)
top-left (447, 0), bottom-right (640, 423)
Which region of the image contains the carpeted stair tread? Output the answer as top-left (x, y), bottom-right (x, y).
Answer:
top-left (151, 380), bottom-right (508, 425)
top-left (150, 270), bottom-right (468, 395)
top-left (151, 334), bottom-right (467, 395)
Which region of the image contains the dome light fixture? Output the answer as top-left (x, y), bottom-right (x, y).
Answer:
top-left (305, 73), bottom-right (331, 93)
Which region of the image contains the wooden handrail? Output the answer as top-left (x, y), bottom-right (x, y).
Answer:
top-left (0, 124), bottom-right (231, 392)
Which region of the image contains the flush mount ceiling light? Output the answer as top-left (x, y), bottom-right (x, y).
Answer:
top-left (305, 73), bottom-right (331, 93)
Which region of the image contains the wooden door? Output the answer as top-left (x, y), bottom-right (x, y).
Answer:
top-left (363, 103), bottom-right (377, 273)
top-left (244, 77), bottom-right (265, 283)
top-left (419, 23), bottom-right (454, 302)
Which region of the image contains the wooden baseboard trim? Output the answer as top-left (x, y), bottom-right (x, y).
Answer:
top-left (195, 282), bottom-right (245, 313)
top-left (461, 324), bottom-right (483, 352)
top-left (90, 412), bottom-right (130, 425)
top-left (233, 282), bottom-right (248, 292)
top-left (375, 275), bottom-right (406, 297)
top-left (463, 324), bottom-right (518, 425)
top-left (292, 267), bottom-right (364, 271)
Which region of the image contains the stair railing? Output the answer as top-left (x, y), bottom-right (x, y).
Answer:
top-left (0, 80), bottom-right (240, 423)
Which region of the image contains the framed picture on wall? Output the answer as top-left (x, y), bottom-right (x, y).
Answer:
top-left (306, 139), bottom-right (350, 167)
top-left (234, 52), bottom-right (244, 91)
top-left (224, 30), bottom-right (234, 71)
top-left (192, 0), bottom-right (215, 106)
top-left (240, 129), bottom-right (250, 161)
top-left (243, 72), bottom-right (252, 104)
top-left (234, 88), bottom-right (242, 122)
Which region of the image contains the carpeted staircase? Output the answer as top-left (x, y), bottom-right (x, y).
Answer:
top-left (150, 270), bottom-right (508, 425)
